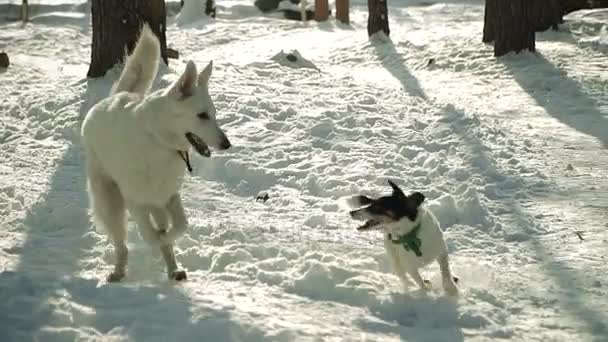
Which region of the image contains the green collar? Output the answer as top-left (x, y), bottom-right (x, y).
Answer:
top-left (388, 221), bottom-right (423, 257)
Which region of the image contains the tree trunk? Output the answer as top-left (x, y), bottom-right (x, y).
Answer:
top-left (367, 0), bottom-right (389, 37)
top-left (493, 0), bottom-right (535, 57)
top-left (87, 0), bottom-right (168, 78)
top-left (563, 0), bottom-right (608, 15)
top-left (530, 0), bottom-right (562, 31)
top-left (21, 0), bottom-right (29, 22)
top-left (336, 0), bottom-right (349, 24)
top-left (482, 0), bottom-right (496, 43)
top-left (205, 0), bottom-right (216, 18)
top-left (315, 0), bottom-right (329, 21)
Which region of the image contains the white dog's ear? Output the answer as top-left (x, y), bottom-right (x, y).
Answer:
top-left (168, 61), bottom-right (197, 99)
top-left (198, 61), bottom-right (213, 86)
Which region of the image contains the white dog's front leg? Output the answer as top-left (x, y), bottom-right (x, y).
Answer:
top-left (130, 205), bottom-right (162, 245)
top-left (160, 194), bottom-right (188, 244)
top-left (438, 253), bottom-right (459, 296)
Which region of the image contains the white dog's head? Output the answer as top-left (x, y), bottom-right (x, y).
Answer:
top-left (143, 60), bottom-right (231, 157)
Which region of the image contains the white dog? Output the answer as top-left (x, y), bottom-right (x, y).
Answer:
top-left (348, 181), bottom-right (459, 296)
top-left (81, 24), bottom-right (231, 282)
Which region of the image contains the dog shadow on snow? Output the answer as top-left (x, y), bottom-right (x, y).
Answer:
top-left (0, 76), bottom-right (255, 341)
top-left (444, 103), bottom-right (608, 336)
top-left (357, 293), bottom-right (463, 342)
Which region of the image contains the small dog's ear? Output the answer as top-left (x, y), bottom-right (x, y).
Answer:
top-left (357, 195), bottom-right (373, 206)
top-left (168, 60), bottom-right (197, 99)
top-left (409, 192), bottom-right (425, 208)
top-left (198, 60), bottom-right (213, 86)
top-left (388, 180), bottom-right (405, 198)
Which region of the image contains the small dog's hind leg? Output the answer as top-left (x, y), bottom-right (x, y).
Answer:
top-left (87, 168), bottom-right (128, 282)
top-left (438, 253), bottom-right (459, 296)
top-left (407, 267), bottom-right (432, 291)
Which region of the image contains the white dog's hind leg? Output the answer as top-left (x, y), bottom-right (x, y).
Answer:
top-left (438, 253), bottom-right (459, 296)
top-left (87, 169), bottom-right (128, 282)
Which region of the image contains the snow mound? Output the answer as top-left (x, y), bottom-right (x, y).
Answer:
top-left (270, 49), bottom-right (320, 71)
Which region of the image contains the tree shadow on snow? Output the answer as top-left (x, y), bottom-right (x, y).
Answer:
top-left (501, 52), bottom-right (608, 148)
top-left (370, 34), bottom-right (428, 101)
top-left (443, 104), bottom-right (608, 337)
top-left (0, 143), bottom-right (98, 341)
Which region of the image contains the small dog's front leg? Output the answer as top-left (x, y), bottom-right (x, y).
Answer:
top-left (385, 242), bottom-right (412, 292)
top-left (438, 253), bottom-right (459, 296)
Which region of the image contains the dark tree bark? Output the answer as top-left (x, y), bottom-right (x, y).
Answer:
top-left (205, 0), bottom-right (216, 18)
top-left (87, 0), bottom-right (168, 78)
top-left (315, 0), bottom-right (329, 21)
top-left (367, 0), bottom-right (389, 37)
top-left (494, 0), bottom-right (535, 57)
top-left (563, 0), bottom-right (608, 15)
top-left (336, 0), bottom-right (349, 24)
top-left (530, 0), bottom-right (562, 31)
top-left (482, 0), bottom-right (496, 43)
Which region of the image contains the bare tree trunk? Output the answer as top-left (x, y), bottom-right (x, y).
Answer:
top-left (21, 0), bottom-right (29, 22)
top-left (367, 0), bottom-right (389, 37)
top-left (494, 0), bottom-right (535, 57)
top-left (205, 0), bottom-right (216, 18)
top-left (315, 0), bottom-right (329, 21)
top-left (482, 0), bottom-right (496, 43)
top-left (336, 0), bottom-right (349, 24)
top-left (87, 0), bottom-right (168, 78)
top-left (530, 0), bottom-right (562, 31)
top-left (563, 0), bottom-right (608, 15)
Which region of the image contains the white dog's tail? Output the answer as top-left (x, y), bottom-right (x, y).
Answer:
top-left (110, 23), bottom-right (160, 97)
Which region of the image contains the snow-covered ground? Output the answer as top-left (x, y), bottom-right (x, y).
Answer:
top-left (1, 0), bottom-right (608, 341)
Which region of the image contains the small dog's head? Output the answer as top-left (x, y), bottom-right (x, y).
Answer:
top-left (349, 180), bottom-right (425, 232)
top-left (147, 60), bottom-right (231, 157)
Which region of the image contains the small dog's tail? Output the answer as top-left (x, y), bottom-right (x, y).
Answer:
top-left (340, 195), bottom-right (373, 210)
top-left (111, 23), bottom-right (160, 97)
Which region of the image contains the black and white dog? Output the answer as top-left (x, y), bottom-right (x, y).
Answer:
top-left (348, 181), bottom-right (459, 296)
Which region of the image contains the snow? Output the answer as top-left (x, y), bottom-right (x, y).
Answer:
top-left (1, 0), bottom-right (608, 341)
